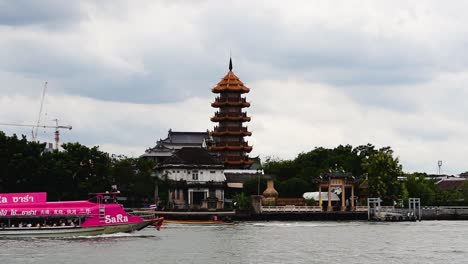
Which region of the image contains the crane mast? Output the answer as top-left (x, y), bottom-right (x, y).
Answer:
top-left (33, 82), bottom-right (47, 141)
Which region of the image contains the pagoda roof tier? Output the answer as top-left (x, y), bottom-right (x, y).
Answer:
top-left (211, 97), bottom-right (250, 108)
top-left (212, 72), bottom-right (250, 94)
top-left (212, 126), bottom-right (251, 136)
top-left (211, 112), bottom-right (251, 122)
top-left (209, 144), bottom-right (253, 152)
top-left (211, 130), bottom-right (252, 137)
top-left (211, 116), bottom-right (251, 122)
top-left (224, 159), bottom-right (254, 166)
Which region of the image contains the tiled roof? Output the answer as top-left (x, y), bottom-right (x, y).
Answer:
top-left (163, 147), bottom-right (222, 165)
top-left (436, 178), bottom-right (467, 191)
top-left (212, 72), bottom-right (250, 93)
top-left (145, 130), bottom-right (210, 154)
top-left (163, 131), bottom-right (209, 144)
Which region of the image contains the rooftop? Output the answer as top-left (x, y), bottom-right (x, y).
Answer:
top-left (436, 177), bottom-right (467, 191)
top-left (162, 147), bottom-right (222, 166)
top-left (212, 71), bottom-right (250, 94)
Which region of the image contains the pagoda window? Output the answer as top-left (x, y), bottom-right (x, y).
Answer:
top-left (192, 171), bottom-right (199, 180)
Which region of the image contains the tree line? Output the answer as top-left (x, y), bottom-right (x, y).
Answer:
top-left (243, 144), bottom-right (468, 206)
top-left (1, 131), bottom-right (467, 207)
top-left (0, 132), bottom-right (156, 207)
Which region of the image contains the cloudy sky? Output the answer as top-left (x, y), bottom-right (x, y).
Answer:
top-left (1, 0), bottom-right (467, 174)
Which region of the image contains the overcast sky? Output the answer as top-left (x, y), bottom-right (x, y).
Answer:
top-left (1, 0), bottom-right (467, 175)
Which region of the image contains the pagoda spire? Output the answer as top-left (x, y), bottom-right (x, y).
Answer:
top-left (229, 57), bottom-right (233, 72)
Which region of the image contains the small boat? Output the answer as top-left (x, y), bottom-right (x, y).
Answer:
top-left (0, 192), bottom-right (163, 238)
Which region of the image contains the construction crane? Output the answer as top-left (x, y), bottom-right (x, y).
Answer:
top-left (0, 120), bottom-right (72, 150)
top-left (33, 82), bottom-right (48, 142)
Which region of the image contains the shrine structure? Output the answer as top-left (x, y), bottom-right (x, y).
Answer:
top-left (318, 172), bottom-right (356, 212)
top-left (209, 59), bottom-right (253, 169)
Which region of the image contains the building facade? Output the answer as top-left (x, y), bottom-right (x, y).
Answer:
top-left (155, 147), bottom-right (225, 210)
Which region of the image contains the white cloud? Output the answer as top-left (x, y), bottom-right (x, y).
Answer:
top-left (2, 71), bottom-right (468, 174)
top-left (1, 0), bottom-right (468, 175)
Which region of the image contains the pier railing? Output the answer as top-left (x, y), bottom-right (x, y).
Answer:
top-left (261, 205), bottom-right (322, 213)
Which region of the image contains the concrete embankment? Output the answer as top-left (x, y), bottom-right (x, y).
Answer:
top-left (234, 211), bottom-right (367, 221)
top-left (422, 207), bottom-right (468, 220)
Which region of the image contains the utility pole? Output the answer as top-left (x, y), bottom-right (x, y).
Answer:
top-left (438, 160), bottom-right (443, 176)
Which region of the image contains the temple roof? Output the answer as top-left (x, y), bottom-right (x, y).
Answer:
top-left (162, 130), bottom-right (209, 145)
top-left (212, 71), bottom-right (250, 93)
top-left (162, 147), bottom-right (222, 166)
top-left (145, 130), bottom-right (210, 155)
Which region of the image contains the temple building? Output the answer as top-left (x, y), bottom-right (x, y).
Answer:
top-left (209, 58), bottom-right (253, 169)
top-left (155, 147), bottom-right (225, 210)
top-left (141, 129), bottom-right (211, 164)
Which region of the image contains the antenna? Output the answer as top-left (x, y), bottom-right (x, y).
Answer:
top-left (33, 82), bottom-right (47, 141)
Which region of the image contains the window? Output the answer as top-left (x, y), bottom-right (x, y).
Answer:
top-left (192, 171), bottom-right (198, 180)
top-left (200, 171), bottom-right (203, 174)
top-left (210, 171), bottom-right (216, 174)
top-left (177, 171), bottom-right (179, 173)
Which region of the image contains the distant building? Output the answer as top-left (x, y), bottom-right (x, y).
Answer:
top-left (155, 147), bottom-right (225, 210)
top-left (141, 129), bottom-right (211, 163)
top-left (436, 177), bottom-right (467, 191)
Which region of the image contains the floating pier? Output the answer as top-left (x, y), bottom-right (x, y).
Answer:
top-left (367, 198), bottom-right (421, 221)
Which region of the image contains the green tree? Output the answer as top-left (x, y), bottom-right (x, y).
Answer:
top-left (278, 177), bottom-right (311, 198)
top-left (404, 173), bottom-right (436, 205)
top-left (362, 147), bottom-right (403, 204)
top-left (242, 177), bottom-right (268, 196)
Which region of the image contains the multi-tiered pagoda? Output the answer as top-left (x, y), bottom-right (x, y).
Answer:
top-left (209, 59), bottom-right (253, 169)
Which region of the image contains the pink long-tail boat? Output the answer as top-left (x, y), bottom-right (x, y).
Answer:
top-left (0, 192), bottom-right (163, 238)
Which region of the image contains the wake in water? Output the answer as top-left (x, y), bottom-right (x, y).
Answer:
top-left (250, 222), bottom-right (362, 228)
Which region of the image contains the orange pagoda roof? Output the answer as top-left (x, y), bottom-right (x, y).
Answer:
top-left (212, 71), bottom-right (250, 93)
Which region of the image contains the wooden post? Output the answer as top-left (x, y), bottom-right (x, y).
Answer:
top-left (328, 183), bottom-right (332, 212)
top-left (341, 183), bottom-right (346, 211)
top-left (319, 185), bottom-right (322, 211)
top-left (351, 185), bottom-right (355, 210)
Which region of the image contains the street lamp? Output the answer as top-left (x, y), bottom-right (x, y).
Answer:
top-left (257, 172), bottom-right (260, 195)
top-left (151, 171), bottom-right (159, 206)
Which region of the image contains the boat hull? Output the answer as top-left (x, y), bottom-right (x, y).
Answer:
top-left (0, 221), bottom-right (153, 238)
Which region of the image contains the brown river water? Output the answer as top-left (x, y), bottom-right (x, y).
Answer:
top-left (0, 221), bottom-right (467, 264)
